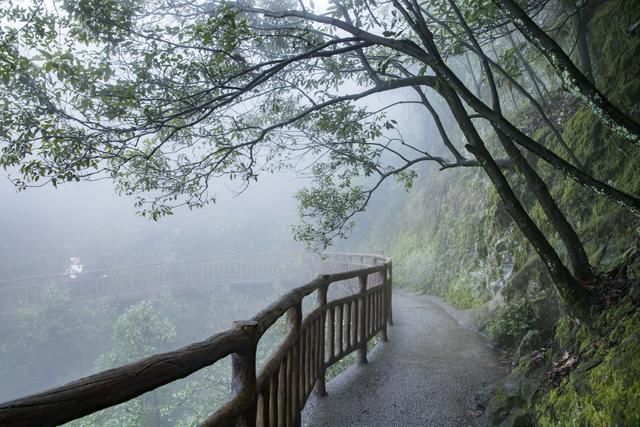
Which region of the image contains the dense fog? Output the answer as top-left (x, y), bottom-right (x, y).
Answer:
top-left (0, 2), bottom-right (447, 414)
top-left (0, 93), bottom-right (435, 420)
top-left (0, 173), bottom-right (304, 277)
top-left (0, 180), bottom-right (305, 418)
top-left (3, 0), bottom-right (639, 424)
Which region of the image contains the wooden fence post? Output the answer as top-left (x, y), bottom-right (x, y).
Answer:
top-left (357, 274), bottom-right (368, 365)
top-left (315, 282), bottom-right (329, 396)
top-left (231, 320), bottom-right (259, 427)
top-left (287, 300), bottom-right (302, 427)
top-left (380, 266), bottom-right (389, 342)
top-left (387, 261), bottom-right (393, 326)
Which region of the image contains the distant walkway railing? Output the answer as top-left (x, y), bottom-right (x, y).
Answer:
top-left (0, 252), bottom-right (318, 311)
top-left (0, 252), bottom-right (393, 426)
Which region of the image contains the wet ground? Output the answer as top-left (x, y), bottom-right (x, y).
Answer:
top-left (302, 291), bottom-right (507, 426)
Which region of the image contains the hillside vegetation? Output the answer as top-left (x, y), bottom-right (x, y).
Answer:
top-left (363, 0), bottom-right (640, 423)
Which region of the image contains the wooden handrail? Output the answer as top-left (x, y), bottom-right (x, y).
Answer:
top-left (0, 329), bottom-right (249, 426)
top-left (0, 253), bottom-right (392, 427)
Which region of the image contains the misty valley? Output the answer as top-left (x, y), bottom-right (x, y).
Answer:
top-left (1, 255), bottom-right (318, 425)
top-left (0, 252), bottom-right (374, 426)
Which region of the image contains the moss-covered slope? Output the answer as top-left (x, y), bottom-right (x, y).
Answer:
top-left (362, 0), bottom-right (640, 423)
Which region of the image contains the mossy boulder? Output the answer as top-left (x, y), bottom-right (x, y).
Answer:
top-left (516, 330), bottom-right (545, 359)
top-left (479, 355), bottom-right (542, 426)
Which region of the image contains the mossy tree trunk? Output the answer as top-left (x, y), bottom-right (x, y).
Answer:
top-left (493, 128), bottom-right (595, 282)
top-left (436, 81), bottom-right (591, 320)
top-left (445, 0), bottom-right (595, 284)
top-left (386, 1), bottom-right (599, 318)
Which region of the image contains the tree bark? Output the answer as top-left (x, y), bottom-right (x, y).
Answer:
top-left (576, 4), bottom-right (594, 84)
top-left (437, 81), bottom-right (591, 319)
top-left (493, 127), bottom-right (594, 282)
top-left (447, 0), bottom-right (593, 282)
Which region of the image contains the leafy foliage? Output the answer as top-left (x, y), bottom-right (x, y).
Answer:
top-left (98, 300), bottom-right (176, 367)
top-left (485, 298), bottom-right (534, 348)
top-left (0, 0), bottom-right (571, 247)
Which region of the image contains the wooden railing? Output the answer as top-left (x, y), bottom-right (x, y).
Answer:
top-left (0, 252), bottom-right (392, 426)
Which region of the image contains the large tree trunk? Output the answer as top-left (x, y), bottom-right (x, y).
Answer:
top-left (493, 128), bottom-right (594, 282)
top-left (437, 81), bottom-right (591, 319)
top-left (444, 0), bottom-right (594, 283)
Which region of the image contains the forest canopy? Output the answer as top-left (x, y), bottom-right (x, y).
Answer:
top-left (2, 0), bottom-right (640, 316)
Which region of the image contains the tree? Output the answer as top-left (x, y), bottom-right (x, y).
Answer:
top-left (91, 300), bottom-right (176, 426)
top-left (1, 0), bottom-right (639, 318)
top-left (0, 284), bottom-right (114, 402)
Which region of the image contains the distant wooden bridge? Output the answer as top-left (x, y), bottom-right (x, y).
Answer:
top-left (0, 252), bottom-right (393, 426)
top-left (0, 252), bottom-right (360, 312)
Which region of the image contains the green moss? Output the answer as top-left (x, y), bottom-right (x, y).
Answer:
top-left (542, 0), bottom-right (640, 275)
top-left (362, 7), bottom-right (640, 424)
top-left (554, 316), bottom-right (574, 349)
top-left (537, 307), bottom-right (640, 426)
top-left (589, 0), bottom-right (640, 101)
top-left (443, 276), bottom-right (485, 309)
top-left (379, 168), bottom-right (497, 307)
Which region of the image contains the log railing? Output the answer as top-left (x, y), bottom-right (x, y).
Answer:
top-left (0, 252), bottom-right (392, 426)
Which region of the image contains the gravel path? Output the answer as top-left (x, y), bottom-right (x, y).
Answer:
top-left (301, 291), bottom-right (506, 426)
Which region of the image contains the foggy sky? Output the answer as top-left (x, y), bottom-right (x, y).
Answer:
top-left (0, 172), bottom-right (305, 279)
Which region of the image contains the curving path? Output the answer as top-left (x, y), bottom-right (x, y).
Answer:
top-left (302, 291), bottom-right (506, 426)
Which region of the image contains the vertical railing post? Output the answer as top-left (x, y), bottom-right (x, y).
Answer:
top-left (379, 265), bottom-right (389, 342)
top-left (231, 320), bottom-right (259, 427)
top-left (357, 274), bottom-right (368, 365)
top-left (387, 261), bottom-right (393, 326)
top-left (315, 280), bottom-right (329, 397)
top-left (287, 299), bottom-right (302, 427)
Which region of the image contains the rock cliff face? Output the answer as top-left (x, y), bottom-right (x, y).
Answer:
top-left (360, 0), bottom-right (640, 423)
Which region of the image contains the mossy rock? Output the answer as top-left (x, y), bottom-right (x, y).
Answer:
top-left (516, 330), bottom-right (545, 359)
top-left (553, 315), bottom-right (579, 350)
top-left (483, 356), bottom-right (543, 425)
top-left (503, 256), bottom-right (545, 301)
